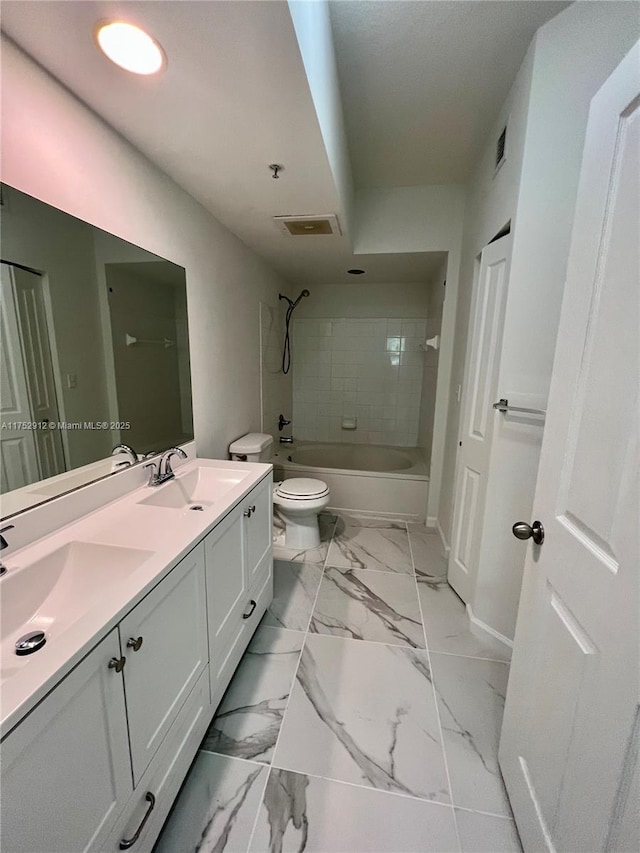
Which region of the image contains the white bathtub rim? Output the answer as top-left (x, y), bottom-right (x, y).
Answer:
top-left (272, 440), bottom-right (428, 481)
top-left (273, 457), bottom-right (429, 483)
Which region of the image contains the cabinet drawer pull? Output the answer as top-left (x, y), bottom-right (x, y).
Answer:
top-left (242, 599), bottom-right (257, 619)
top-left (119, 792), bottom-right (155, 849)
top-left (126, 636), bottom-right (143, 651)
top-left (108, 656), bottom-right (126, 673)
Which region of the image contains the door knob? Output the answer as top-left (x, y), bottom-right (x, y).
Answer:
top-left (126, 636), bottom-right (143, 651)
top-left (512, 520), bottom-right (544, 545)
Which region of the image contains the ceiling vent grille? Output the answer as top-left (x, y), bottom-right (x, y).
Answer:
top-left (273, 213), bottom-right (341, 236)
top-left (495, 125), bottom-right (507, 173)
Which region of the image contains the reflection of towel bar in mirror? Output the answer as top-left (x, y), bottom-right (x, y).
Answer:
top-left (419, 335), bottom-right (440, 352)
top-left (126, 333), bottom-right (174, 348)
top-left (493, 398), bottom-right (546, 417)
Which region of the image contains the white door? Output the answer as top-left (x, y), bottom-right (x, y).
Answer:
top-left (11, 265), bottom-right (66, 479)
top-left (448, 234), bottom-right (512, 601)
top-left (499, 43), bottom-right (639, 853)
top-left (0, 263), bottom-right (40, 491)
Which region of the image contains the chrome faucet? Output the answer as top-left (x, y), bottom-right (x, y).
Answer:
top-left (279, 436), bottom-right (294, 444)
top-left (144, 447), bottom-right (188, 486)
top-left (0, 524), bottom-right (15, 576)
top-left (111, 444), bottom-right (139, 469)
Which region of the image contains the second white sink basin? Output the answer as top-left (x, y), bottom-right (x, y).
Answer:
top-left (138, 466), bottom-right (251, 510)
top-left (1, 541), bottom-right (154, 654)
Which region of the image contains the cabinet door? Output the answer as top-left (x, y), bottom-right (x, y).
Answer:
top-left (243, 476), bottom-right (272, 585)
top-left (204, 506), bottom-right (248, 689)
top-left (103, 671), bottom-right (211, 853)
top-left (120, 543), bottom-right (208, 786)
top-left (0, 629), bottom-right (132, 853)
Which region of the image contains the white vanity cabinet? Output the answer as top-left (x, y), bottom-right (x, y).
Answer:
top-left (205, 476), bottom-right (273, 708)
top-left (0, 468), bottom-right (273, 853)
top-left (0, 629), bottom-right (133, 853)
top-left (118, 542), bottom-right (208, 785)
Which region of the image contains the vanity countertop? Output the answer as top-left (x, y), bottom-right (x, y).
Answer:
top-left (0, 458), bottom-right (272, 737)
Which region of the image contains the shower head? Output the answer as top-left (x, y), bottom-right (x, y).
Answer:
top-left (279, 289), bottom-right (310, 310)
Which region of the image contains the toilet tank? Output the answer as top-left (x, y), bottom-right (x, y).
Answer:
top-left (229, 432), bottom-right (273, 462)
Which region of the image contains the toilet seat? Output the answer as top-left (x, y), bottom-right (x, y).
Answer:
top-left (275, 478), bottom-right (329, 501)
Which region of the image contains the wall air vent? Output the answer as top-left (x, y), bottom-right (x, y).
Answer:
top-left (273, 213), bottom-right (341, 236)
top-left (495, 124), bottom-right (507, 174)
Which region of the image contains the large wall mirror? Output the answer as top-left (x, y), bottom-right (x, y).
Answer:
top-left (0, 185), bottom-right (193, 518)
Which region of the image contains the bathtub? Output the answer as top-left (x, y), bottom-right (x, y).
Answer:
top-left (272, 440), bottom-right (429, 521)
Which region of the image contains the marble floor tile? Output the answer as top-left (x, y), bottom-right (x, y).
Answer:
top-left (262, 561), bottom-right (324, 632)
top-left (326, 516), bottom-right (413, 574)
top-left (408, 526), bottom-right (448, 581)
top-left (154, 752), bottom-right (267, 853)
top-left (272, 513), bottom-right (336, 565)
top-left (431, 652), bottom-right (511, 815)
top-left (419, 582), bottom-right (510, 661)
top-left (456, 809), bottom-right (523, 852)
top-left (310, 566), bottom-right (424, 648)
top-left (202, 626), bottom-right (304, 763)
top-left (249, 768), bottom-right (459, 853)
top-left (274, 634), bottom-right (450, 803)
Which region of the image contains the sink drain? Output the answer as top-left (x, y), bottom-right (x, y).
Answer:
top-left (189, 505), bottom-right (204, 511)
top-left (15, 631), bottom-right (46, 656)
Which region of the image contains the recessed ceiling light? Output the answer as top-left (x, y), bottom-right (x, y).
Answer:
top-left (347, 269), bottom-right (366, 275)
top-left (95, 20), bottom-right (166, 75)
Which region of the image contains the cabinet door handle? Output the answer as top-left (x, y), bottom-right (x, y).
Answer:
top-left (108, 656), bottom-right (126, 673)
top-left (244, 508), bottom-right (253, 517)
top-left (250, 505), bottom-right (256, 513)
top-left (126, 636), bottom-right (143, 651)
top-left (242, 599), bottom-right (257, 619)
top-left (119, 792), bottom-right (156, 849)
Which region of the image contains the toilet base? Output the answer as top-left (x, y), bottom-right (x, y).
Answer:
top-left (275, 507), bottom-right (322, 550)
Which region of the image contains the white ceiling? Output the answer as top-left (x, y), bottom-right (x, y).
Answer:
top-left (330, 1), bottom-right (568, 187)
top-left (2, 1), bottom-right (566, 284)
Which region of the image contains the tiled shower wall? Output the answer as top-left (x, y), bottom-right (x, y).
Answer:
top-left (292, 318), bottom-right (427, 446)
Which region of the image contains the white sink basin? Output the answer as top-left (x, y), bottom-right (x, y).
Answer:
top-left (138, 466), bottom-right (251, 510)
top-left (1, 541), bottom-right (153, 667)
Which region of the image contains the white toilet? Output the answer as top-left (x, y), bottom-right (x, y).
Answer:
top-left (228, 433), bottom-right (330, 550)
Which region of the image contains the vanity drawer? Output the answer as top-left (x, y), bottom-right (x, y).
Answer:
top-left (103, 669), bottom-right (211, 853)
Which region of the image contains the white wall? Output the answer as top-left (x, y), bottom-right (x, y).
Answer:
top-left (417, 257), bottom-right (448, 467)
top-left (438, 1), bottom-right (640, 638)
top-left (1, 37), bottom-right (288, 462)
top-left (354, 185), bottom-right (464, 255)
top-left (295, 280), bottom-right (431, 319)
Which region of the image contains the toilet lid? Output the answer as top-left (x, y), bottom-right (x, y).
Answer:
top-left (276, 478), bottom-right (329, 499)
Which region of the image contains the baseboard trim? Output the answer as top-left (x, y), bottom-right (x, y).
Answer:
top-left (467, 604), bottom-right (513, 658)
top-left (435, 519), bottom-right (451, 557)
